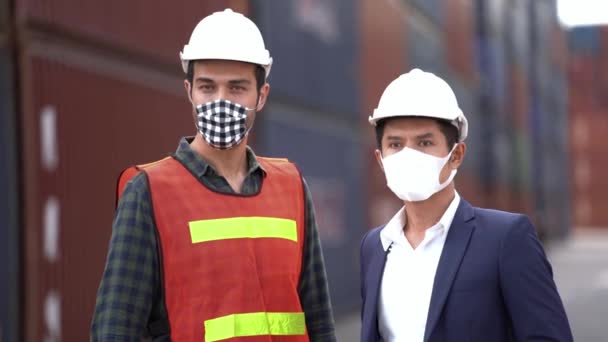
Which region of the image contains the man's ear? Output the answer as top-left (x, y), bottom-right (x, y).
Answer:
top-left (255, 83), bottom-right (271, 111)
top-left (184, 80), bottom-right (193, 104)
top-left (375, 149), bottom-right (385, 173)
top-left (450, 142), bottom-right (466, 169)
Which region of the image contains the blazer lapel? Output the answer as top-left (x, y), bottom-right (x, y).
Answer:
top-left (424, 199), bottom-right (476, 341)
top-left (367, 234), bottom-right (389, 340)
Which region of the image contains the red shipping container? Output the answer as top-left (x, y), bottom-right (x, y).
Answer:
top-left (573, 192), bottom-right (608, 228)
top-left (550, 23), bottom-right (569, 71)
top-left (456, 174), bottom-right (487, 208)
top-left (509, 64), bottom-right (530, 132)
top-left (359, 0), bottom-right (407, 117)
top-left (359, 0), bottom-right (408, 229)
top-left (19, 53), bottom-right (192, 341)
top-left (569, 55), bottom-right (600, 112)
top-left (569, 108), bottom-right (608, 228)
top-left (16, 0), bottom-right (249, 66)
top-left (445, 0), bottom-right (476, 82)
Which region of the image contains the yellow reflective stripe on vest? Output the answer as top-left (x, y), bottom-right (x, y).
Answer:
top-left (189, 217), bottom-right (297, 244)
top-left (204, 312), bottom-right (306, 341)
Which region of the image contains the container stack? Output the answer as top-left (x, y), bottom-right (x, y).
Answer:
top-left (569, 26), bottom-right (608, 228)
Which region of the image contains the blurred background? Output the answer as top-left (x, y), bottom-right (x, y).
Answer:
top-left (1, 0), bottom-right (607, 341)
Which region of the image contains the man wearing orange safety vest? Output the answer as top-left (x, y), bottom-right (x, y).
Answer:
top-left (91, 9), bottom-right (336, 341)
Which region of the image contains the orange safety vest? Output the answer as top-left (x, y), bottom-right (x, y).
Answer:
top-left (117, 156), bottom-right (308, 341)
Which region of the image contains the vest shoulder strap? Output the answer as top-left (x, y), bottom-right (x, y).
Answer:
top-left (115, 157), bottom-right (172, 207)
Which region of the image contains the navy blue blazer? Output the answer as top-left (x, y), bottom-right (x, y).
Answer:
top-left (360, 199), bottom-right (573, 342)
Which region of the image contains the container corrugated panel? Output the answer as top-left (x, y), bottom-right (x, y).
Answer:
top-left (484, 0), bottom-right (506, 39)
top-left (445, 0), bottom-right (476, 81)
top-left (16, 0), bottom-right (249, 65)
top-left (550, 23), bottom-right (568, 71)
top-left (257, 104), bottom-right (365, 315)
top-left (359, 0), bottom-right (407, 230)
top-left (511, 131), bottom-right (533, 214)
top-left (254, 0), bottom-right (359, 115)
top-left (572, 138), bottom-right (608, 227)
top-left (507, 0), bottom-right (530, 71)
top-left (531, 0), bottom-right (553, 66)
top-left (601, 27), bottom-right (608, 52)
top-left (457, 174), bottom-right (487, 208)
top-left (0, 0), bottom-right (8, 33)
top-left (508, 64), bottom-right (529, 132)
top-left (408, 0), bottom-right (443, 26)
top-left (359, 0), bottom-right (407, 118)
top-left (19, 54), bottom-right (191, 341)
top-left (407, 12), bottom-right (445, 76)
top-left (475, 35), bottom-right (507, 188)
top-left (445, 73), bottom-right (479, 174)
top-left (528, 116), bottom-right (546, 235)
top-left (568, 26), bottom-right (602, 56)
top-left (0, 45), bottom-right (20, 342)
top-left (568, 55), bottom-right (597, 112)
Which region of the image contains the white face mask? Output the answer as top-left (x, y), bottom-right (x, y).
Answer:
top-left (381, 146), bottom-right (457, 202)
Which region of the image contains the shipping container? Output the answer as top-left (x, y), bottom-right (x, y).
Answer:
top-left (359, 0), bottom-right (407, 117)
top-left (550, 22), bottom-right (569, 71)
top-left (407, 10), bottom-right (445, 75)
top-left (510, 131), bottom-right (533, 215)
top-left (568, 26), bottom-right (602, 56)
top-left (482, 0), bottom-right (506, 39)
top-left (506, 0), bottom-right (530, 71)
top-left (508, 64), bottom-right (529, 132)
top-left (19, 53), bottom-right (192, 341)
top-left (256, 103), bottom-right (365, 315)
top-left (253, 0), bottom-right (360, 115)
top-left (444, 72), bottom-right (479, 174)
top-left (445, 0), bottom-right (476, 81)
top-left (16, 0), bottom-right (249, 67)
top-left (0, 44), bottom-right (21, 342)
top-left (408, 0), bottom-right (443, 27)
top-left (0, 0), bottom-right (8, 34)
top-left (478, 38), bottom-right (512, 193)
top-left (358, 0), bottom-right (408, 230)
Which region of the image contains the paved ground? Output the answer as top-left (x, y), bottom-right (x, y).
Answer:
top-left (335, 229), bottom-right (608, 341)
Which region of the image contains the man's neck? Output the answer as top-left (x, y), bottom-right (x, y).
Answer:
top-left (190, 134), bottom-right (249, 192)
top-left (403, 185), bottom-right (456, 234)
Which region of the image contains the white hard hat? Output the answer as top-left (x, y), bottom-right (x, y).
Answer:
top-left (180, 9), bottom-right (273, 78)
top-left (369, 68), bottom-right (468, 142)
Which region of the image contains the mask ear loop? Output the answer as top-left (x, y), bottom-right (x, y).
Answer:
top-left (254, 95), bottom-right (262, 112)
top-left (448, 143), bottom-right (459, 162)
top-left (440, 144), bottom-right (460, 189)
top-left (241, 106), bottom-right (257, 140)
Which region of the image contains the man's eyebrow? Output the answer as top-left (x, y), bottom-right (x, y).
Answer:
top-left (415, 132), bottom-right (434, 139)
top-left (194, 77), bottom-right (214, 83)
top-left (228, 79), bottom-right (252, 85)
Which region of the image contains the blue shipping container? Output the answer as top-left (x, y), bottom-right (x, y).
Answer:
top-left (569, 26), bottom-right (602, 55)
top-left (0, 46), bottom-right (20, 342)
top-left (256, 104), bottom-right (365, 315)
top-left (408, 0), bottom-right (444, 26)
top-left (253, 0), bottom-right (359, 115)
top-left (407, 14), bottom-right (446, 75)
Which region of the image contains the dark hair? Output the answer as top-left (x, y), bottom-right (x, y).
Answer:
top-left (186, 60), bottom-right (266, 94)
top-left (375, 117), bottom-right (459, 151)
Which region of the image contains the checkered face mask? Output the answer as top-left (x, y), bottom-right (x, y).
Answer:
top-left (195, 99), bottom-right (253, 150)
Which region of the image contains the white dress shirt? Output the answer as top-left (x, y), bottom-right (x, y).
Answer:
top-left (378, 193), bottom-right (461, 342)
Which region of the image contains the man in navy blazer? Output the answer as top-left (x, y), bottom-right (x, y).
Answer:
top-left (360, 69), bottom-right (572, 341)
